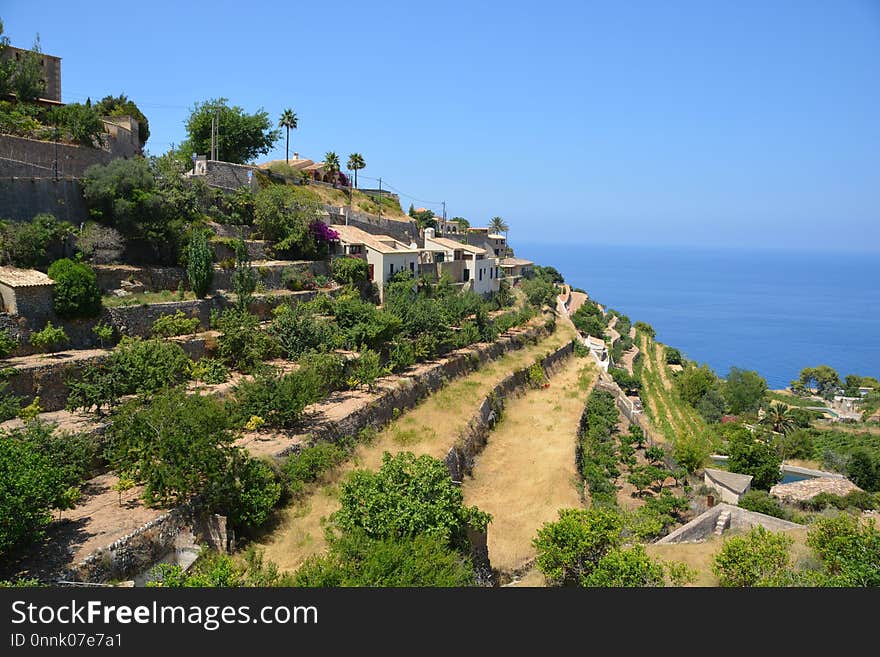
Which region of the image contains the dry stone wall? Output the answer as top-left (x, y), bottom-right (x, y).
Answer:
top-left (65, 505), bottom-right (228, 584)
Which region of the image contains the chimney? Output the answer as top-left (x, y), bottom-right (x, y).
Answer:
top-left (424, 227), bottom-right (435, 239)
top-left (293, 152), bottom-right (299, 160)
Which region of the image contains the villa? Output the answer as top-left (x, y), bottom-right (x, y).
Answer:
top-left (423, 228), bottom-right (500, 297)
top-left (331, 224), bottom-right (420, 301)
top-left (499, 257), bottom-right (535, 280)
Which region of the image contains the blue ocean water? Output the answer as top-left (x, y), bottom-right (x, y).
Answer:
top-left (516, 243), bottom-right (880, 389)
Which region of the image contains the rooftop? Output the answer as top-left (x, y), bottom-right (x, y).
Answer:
top-left (500, 257), bottom-right (534, 267)
top-left (333, 224), bottom-right (418, 255)
top-left (0, 267), bottom-right (55, 288)
top-left (770, 477), bottom-right (862, 503)
top-left (704, 468), bottom-right (753, 494)
top-left (426, 235), bottom-right (486, 255)
top-left (487, 233), bottom-right (506, 240)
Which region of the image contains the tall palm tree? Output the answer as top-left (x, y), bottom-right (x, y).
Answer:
top-left (489, 216), bottom-right (509, 235)
top-left (346, 153), bottom-right (366, 189)
top-left (324, 151), bottom-right (340, 185)
top-left (760, 402), bottom-right (797, 436)
top-left (279, 109), bottom-right (298, 164)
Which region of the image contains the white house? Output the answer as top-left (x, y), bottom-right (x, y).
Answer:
top-left (423, 228), bottom-right (500, 297)
top-left (331, 224), bottom-right (421, 302)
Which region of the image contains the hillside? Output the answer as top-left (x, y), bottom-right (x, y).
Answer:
top-left (257, 163), bottom-right (410, 220)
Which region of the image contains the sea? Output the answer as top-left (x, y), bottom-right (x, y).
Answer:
top-left (515, 242), bottom-right (880, 390)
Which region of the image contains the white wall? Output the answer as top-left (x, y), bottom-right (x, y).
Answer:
top-left (367, 249), bottom-right (420, 301)
top-left (470, 257), bottom-right (500, 297)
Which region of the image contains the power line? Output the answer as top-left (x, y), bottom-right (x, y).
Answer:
top-left (357, 174), bottom-right (443, 207)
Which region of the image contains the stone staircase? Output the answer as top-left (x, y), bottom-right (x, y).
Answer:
top-left (714, 509), bottom-right (731, 536)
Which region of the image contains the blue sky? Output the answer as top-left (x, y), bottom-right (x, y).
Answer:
top-left (3, 1), bottom-right (879, 251)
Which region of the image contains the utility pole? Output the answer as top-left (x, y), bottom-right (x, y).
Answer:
top-left (53, 125), bottom-right (59, 181)
top-left (377, 177), bottom-right (382, 221)
top-left (442, 201), bottom-right (446, 221)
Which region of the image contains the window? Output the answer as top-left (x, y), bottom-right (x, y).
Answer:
top-left (463, 269), bottom-right (470, 282)
top-left (479, 268), bottom-right (483, 281)
top-left (410, 261), bottom-right (415, 272)
top-left (389, 263), bottom-right (394, 275)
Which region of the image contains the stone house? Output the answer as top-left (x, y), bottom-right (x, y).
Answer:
top-left (331, 224), bottom-right (421, 302)
top-left (423, 229), bottom-right (500, 297)
top-left (0, 267), bottom-right (55, 321)
top-left (499, 257), bottom-right (535, 280)
top-left (703, 468), bottom-right (753, 504)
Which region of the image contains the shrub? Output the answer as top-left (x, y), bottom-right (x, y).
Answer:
top-left (726, 427), bottom-right (782, 490)
top-left (206, 452), bottom-right (281, 533)
top-left (92, 321), bottom-right (115, 348)
top-left (299, 352), bottom-right (348, 394)
top-left (292, 530), bottom-right (475, 587)
top-left (106, 388), bottom-right (235, 507)
top-left (215, 308), bottom-right (277, 371)
top-left (269, 303), bottom-right (333, 359)
top-left (388, 338), bottom-right (416, 372)
top-left (29, 322), bottom-right (68, 352)
top-left (347, 347), bottom-right (387, 391)
top-left (665, 347), bottom-right (682, 365)
top-left (527, 362), bottom-right (546, 388)
top-left (0, 329), bottom-right (18, 358)
top-left (2, 213), bottom-right (73, 269)
top-left (333, 452), bottom-right (490, 554)
top-left (331, 257), bottom-right (370, 287)
top-left (738, 489), bottom-right (789, 519)
top-left (284, 442), bottom-right (348, 494)
top-left (109, 337), bottom-right (191, 394)
top-left (189, 358), bottom-right (230, 384)
top-left (713, 526), bottom-right (792, 587)
top-left (151, 310), bottom-right (200, 337)
top-left (47, 258), bottom-right (102, 318)
top-left (231, 368), bottom-right (323, 429)
top-left (806, 513), bottom-right (880, 586)
top-left (76, 222), bottom-right (125, 264)
top-left (0, 380), bottom-right (22, 422)
top-left (186, 229), bottom-right (214, 298)
top-left (520, 277), bottom-right (557, 309)
top-left (533, 507), bottom-right (624, 586)
top-left (610, 367), bottom-right (641, 394)
top-left (281, 266), bottom-right (316, 291)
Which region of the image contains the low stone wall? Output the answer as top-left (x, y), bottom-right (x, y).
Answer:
top-left (6, 335), bottom-right (209, 412)
top-left (64, 505), bottom-right (228, 584)
top-left (299, 323), bottom-right (552, 452)
top-left (655, 503), bottom-right (804, 544)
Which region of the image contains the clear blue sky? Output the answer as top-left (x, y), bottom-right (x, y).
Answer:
top-left (4, 1), bottom-right (879, 251)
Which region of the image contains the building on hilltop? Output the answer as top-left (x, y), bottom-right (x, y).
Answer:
top-left (0, 45), bottom-right (62, 106)
top-left (331, 224), bottom-right (420, 302)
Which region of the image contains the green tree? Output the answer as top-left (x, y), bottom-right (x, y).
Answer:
top-left (186, 229), bottom-right (213, 298)
top-left (106, 388), bottom-right (235, 507)
top-left (47, 258), bottom-right (102, 318)
top-left (278, 108), bottom-right (297, 164)
top-left (521, 277), bottom-right (557, 310)
top-left (29, 321), bottom-right (68, 352)
top-left (799, 365), bottom-right (841, 398)
top-left (846, 450), bottom-right (878, 492)
top-left (737, 489), bottom-right (788, 519)
top-left (180, 98), bottom-right (280, 164)
top-left (9, 35), bottom-right (45, 102)
top-left (324, 151), bottom-right (340, 184)
top-left (533, 507), bottom-right (624, 586)
top-left (2, 213), bottom-right (74, 269)
top-left (49, 102), bottom-right (105, 147)
top-left (94, 94), bottom-right (150, 147)
top-left (674, 363), bottom-right (719, 408)
top-left (807, 513), bottom-right (880, 586)
top-left (726, 426), bottom-right (782, 490)
top-left (488, 216), bottom-right (509, 236)
top-left (346, 153), bottom-right (365, 188)
top-left (253, 185), bottom-right (323, 255)
top-left (332, 451), bottom-right (491, 554)
top-left (0, 435), bottom-right (64, 557)
top-left (582, 545), bottom-right (665, 587)
top-left (215, 308), bottom-right (277, 371)
top-left (759, 401), bottom-right (798, 437)
top-left (713, 526), bottom-right (793, 587)
top-left (723, 367), bottom-right (768, 415)
top-left (330, 256), bottom-right (370, 287)
top-left (0, 20), bottom-right (14, 98)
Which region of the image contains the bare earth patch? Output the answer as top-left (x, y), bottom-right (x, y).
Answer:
top-left (461, 357), bottom-right (596, 575)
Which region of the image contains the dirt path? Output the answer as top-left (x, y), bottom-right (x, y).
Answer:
top-left (253, 322), bottom-right (579, 573)
top-left (461, 356), bottom-right (596, 574)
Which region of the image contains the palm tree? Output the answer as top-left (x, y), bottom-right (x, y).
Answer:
top-left (278, 109), bottom-right (298, 164)
top-left (346, 153), bottom-right (366, 189)
top-left (489, 216), bottom-right (510, 236)
top-left (760, 402), bottom-right (797, 436)
top-left (324, 151), bottom-right (340, 185)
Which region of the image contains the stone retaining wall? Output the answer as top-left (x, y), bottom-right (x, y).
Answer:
top-left (444, 340), bottom-right (575, 483)
top-left (655, 503), bottom-right (804, 544)
top-left (298, 322), bottom-right (552, 452)
top-left (64, 505), bottom-right (228, 584)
